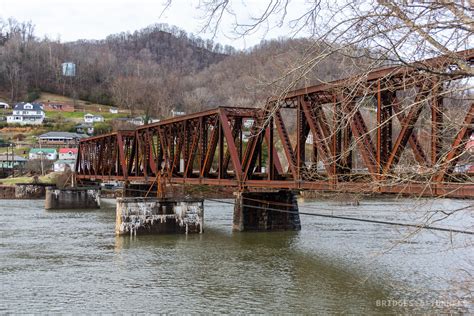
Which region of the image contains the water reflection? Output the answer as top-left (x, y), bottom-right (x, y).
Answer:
top-left (112, 223), bottom-right (394, 313)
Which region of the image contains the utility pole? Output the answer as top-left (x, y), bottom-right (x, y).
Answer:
top-left (38, 137), bottom-right (44, 177)
top-left (39, 152), bottom-right (44, 177)
top-left (10, 144), bottom-right (14, 178)
top-left (6, 143), bottom-right (11, 177)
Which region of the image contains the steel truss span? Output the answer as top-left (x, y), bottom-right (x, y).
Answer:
top-left (76, 50), bottom-right (474, 198)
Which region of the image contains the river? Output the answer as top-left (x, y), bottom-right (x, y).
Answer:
top-left (0, 197), bottom-right (472, 314)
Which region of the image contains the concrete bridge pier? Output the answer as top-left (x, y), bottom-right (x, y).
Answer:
top-left (233, 190), bottom-right (301, 232)
top-left (116, 197), bottom-right (204, 236)
top-left (45, 187), bottom-right (101, 210)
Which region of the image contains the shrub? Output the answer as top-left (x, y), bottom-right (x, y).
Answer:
top-left (13, 133), bottom-right (26, 141)
top-left (25, 159), bottom-right (54, 175)
top-left (93, 122), bottom-right (112, 135)
top-left (26, 89), bottom-right (41, 102)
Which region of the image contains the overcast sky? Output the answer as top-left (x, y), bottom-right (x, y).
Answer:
top-left (0, 0), bottom-right (309, 49)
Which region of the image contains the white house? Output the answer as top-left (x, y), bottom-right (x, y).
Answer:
top-left (84, 113), bottom-right (104, 123)
top-left (243, 119), bottom-right (255, 129)
top-left (29, 148), bottom-right (57, 160)
top-left (114, 116), bottom-right (152, 126)
top-left (59, 148), bottom-right (78, 160)
top-left (171, 109), bottom-right (185, 117)
top-left (0, 102), bottom-right (9, 109)
top-left (54, 159), bottom-right (76, 172)
top-left (7, 102), bottom-right (45, 125)
top-left (109, 107), bottom-right (118, 114)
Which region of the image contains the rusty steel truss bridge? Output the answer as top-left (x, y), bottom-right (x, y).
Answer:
top-left (76, 49), bottom-right (474, 198)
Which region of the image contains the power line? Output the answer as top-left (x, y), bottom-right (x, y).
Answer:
top-left (205, 198), bottom-right (474, 236)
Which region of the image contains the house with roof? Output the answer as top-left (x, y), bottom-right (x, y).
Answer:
top-left (0, 154), bottom-right (27, 169)
top-left (54, 159), bottom-right (76, 172)
top-left (243, 118), bottom-right (255, 129)
top-left (84, 113), bottom-right (104, 123)
top-left (29, 148), bottom-right (57, 160)
top-left (59, 148), bottom-right (78, 160)
top-left (114, 116), bottom-right (160, 126)
top-left (38, 132), bottom-right (85, 147)
top-left (109, 107), bottom-right (118, 114)
top-left (171, 109), bottom-right (185, 117)
top-left (0, 102), bottom-right (9, 109)
top-left (114, 116), bottom-right (146, 126)
top-left (75, 123), bottom-right (94, 135)
top-left (7, 102), bottom-right (45, 125)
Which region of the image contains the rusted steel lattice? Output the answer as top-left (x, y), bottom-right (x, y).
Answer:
top-left (76, 50), bottom-right (474, 198)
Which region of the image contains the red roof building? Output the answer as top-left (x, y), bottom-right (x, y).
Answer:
top-left (59, 148), bottom-right (78, 160)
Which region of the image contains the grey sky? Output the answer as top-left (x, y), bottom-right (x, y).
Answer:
top-left (0, 0), bottom-right (308, 49)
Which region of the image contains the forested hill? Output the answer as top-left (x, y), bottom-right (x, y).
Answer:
top-left (0, 19), bottom-right (359, 119)
top-left (0, 21), bottom-right (231, 109)
top-left (102, 25), bottom-right (231, 72)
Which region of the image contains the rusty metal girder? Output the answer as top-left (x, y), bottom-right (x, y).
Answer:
top-left (76, 49), bottom-right (474, 198)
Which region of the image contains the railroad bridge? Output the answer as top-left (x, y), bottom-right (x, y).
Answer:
top-left (75, 49), bottom-right (474, 199)
top-left (73, 49), bottom-right (474, 234)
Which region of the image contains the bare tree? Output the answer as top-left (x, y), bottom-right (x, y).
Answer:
top-left (168, 0), bottom-right (473, 221)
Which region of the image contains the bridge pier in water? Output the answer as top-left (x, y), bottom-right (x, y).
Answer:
top-left (233, 190), bottom-right (301, 232)
top-left (115, 197), bottom-right (204, 236)
top-left (45, 187), bottom-right (101, 210)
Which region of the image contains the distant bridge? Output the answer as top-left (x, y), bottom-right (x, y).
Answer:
top-left (75, 49), bottom-right (474, 198)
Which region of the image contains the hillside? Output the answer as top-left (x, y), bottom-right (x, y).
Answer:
top-left (0, 21), bottom-right (229, 110)
top-left (0, 92), bottom-right (133, 159)
top-left (0, 20), bottom-right (362, 120)
top-left (180, 38), bottom-right (364, 112)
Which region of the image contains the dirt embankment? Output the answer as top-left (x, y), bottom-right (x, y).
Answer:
top-left (1, 126), bottom-right (36, 134)
top-left (0, 185), bottom-right (15, 199)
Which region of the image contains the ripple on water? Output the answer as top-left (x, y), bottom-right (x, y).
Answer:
top-left (0, 198), bottom-right (472, 313)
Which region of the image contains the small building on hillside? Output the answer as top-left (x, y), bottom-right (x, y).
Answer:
top-left (59, 148), bottom-right (78, 160)
top-left (7, 102), bottom-right (45, 125)
top-left (84, 113), bottom-right (104, 123)
top-left (75, 123), bottom-right (94, 135)
top-left (109, 107), bottom-right (118, 114)
top-left (38, 132), bottom-right (85, 147)
top-left (171, 109), bottom-right (185, 117)
top-left (0, 154), bottom-right (27, 169)
top-left (243, 118), bottom-right (254, 129)
top-left (29, 148), bottom-right (57, 160)
top-left (129, 116), bottom-right (144, 125)
top-left (114, 116), bottom-right (146, 126)
top-left (53, 159), bottom-right (76, 172)
top-left (0, 102), bottom-right (9, 109)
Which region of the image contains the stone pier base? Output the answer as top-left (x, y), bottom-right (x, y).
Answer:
top-left (45, 187), bottom-right (101, 210)
top-left (116, 197), bottom-right (204, 236)
top-left (233, 190), bottom-right (301, 232)
top-left (16, 183), bottom-right (56, 199)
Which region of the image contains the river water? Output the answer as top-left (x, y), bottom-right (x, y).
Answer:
top-left (0, 197), bottom-right (472, 314)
